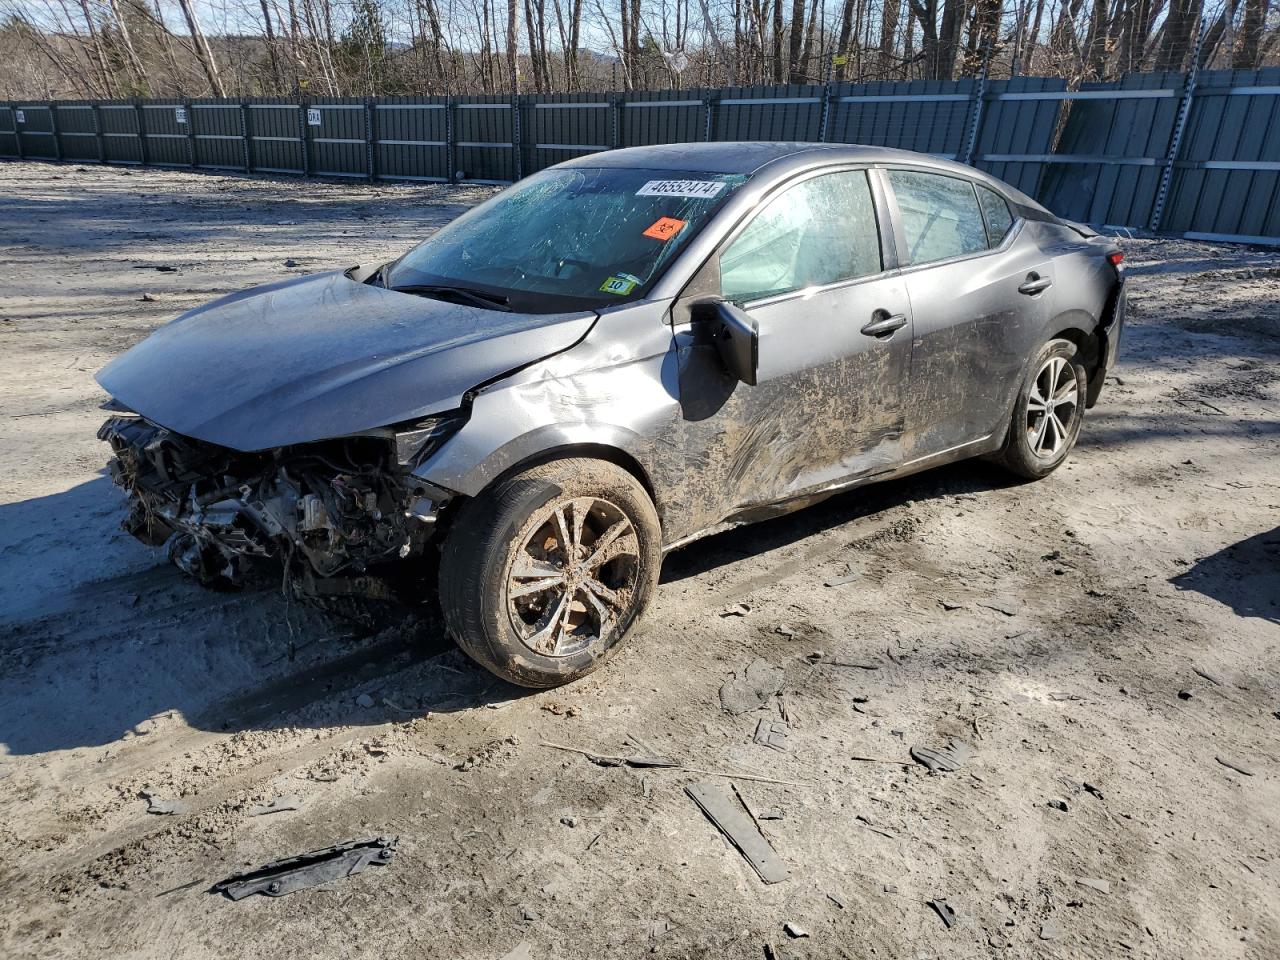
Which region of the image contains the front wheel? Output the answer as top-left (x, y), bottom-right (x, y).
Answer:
top-left (995, 338), bottom-right (1087, 480)
top-left (439, 458), bottom-right (662, 688)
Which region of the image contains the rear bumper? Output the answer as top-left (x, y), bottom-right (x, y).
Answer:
top-left (1086, 282), bottom-right (1125, 408)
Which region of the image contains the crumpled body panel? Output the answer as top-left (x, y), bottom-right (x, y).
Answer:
top-left (96, 271), bottom-right (596, 451)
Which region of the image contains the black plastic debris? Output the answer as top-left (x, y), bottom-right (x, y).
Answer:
top-left (910, 740), bottom-right (972, 774)
top-left (754, 719), bottom-right (790, 752)
top-left (685, 782), bottom-right (789, 884)
top-left (210, 836), bottom-right (398, 899)
top-left (1048, 798), bottom-right (1069, 812)
top-left (927, 899), bottom-right (957, 929)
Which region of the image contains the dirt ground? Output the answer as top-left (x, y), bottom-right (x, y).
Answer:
top-left (1, 160), bottom-right (1278, 960)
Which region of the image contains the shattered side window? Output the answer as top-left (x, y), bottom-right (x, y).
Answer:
top-left (385, 167), bottom-right (747, 312)
top-left (889, 170), bottom-right (989, 266)
top-left (719, 170), bottom-right (881, 303)
top-left (977, 185), bottom-right (1014, 247)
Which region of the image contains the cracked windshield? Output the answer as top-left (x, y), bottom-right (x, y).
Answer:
top-left (386, 167), bottom-right (748, 311)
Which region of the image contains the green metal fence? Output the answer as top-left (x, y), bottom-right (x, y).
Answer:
top-left (3, 70), bottom-right (1279, 244)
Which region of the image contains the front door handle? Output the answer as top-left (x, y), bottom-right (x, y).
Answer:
top-left (861, 311), bottom-right (908, 338)
top-left (1018, 273), bottom-right (1053, 296)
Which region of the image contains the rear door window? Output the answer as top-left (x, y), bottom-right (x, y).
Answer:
top-left (977, 185), bottom-right (1014, 246)
top-left (888, 170), bottom-right (988, 266)
top-left (720, 170), bottom-right (881, 303)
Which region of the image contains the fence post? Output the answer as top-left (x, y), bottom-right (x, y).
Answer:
top-left (92, 103), bottom-right (105, 164)
top-left (135, 100), bottom-right (149, 166)
top-left (240, 102), bottom-right (251, 172)
top-left (183, 100), bottom-right (196, 167)
top-left (47, 102), bottom-right (63, 162)
top-left (512, 92), bottom-right (523, 181)
top-left (609, 94), bottom-right (622, 150)
top-left (12, 104), bottom-right (25, 160)
top-left (961, 55), bottom-right (990, 166)
top-left (446, 97), bottom-right (455, 183)
top-left (365, 98), bottom-right (377, 180)
top-left (703, 92), bottom-right (719, 142)
top-left (1150, 28), bottom-right (1205, 232)
top-left (298, 100), bottom-right (311, 177)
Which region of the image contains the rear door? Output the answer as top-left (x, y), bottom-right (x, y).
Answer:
top-left (673, 166), bottom-right (914, 515)
top-left (882, 168), bottom-right (1053, 459)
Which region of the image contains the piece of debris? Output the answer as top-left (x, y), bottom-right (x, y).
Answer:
top-left (1216, 756), bottom-right (1255, 777)
top-left (783, 921), bottom-right (809, 938)
top-left (517, 904), bottom-right (539, 922)
top-left (939, 599), bottom-right (965, 611)
top-left (1083, 782), bottom-right (1105, 800)
top-left (540, 741), bottom-right (677, 769)
top-left (823, 571), bottom-right (859, 587)
top-left (499, 943), bottom-right (532, 960)
top-left (856, 814), bottom-right (897, 840)
top-left (851, 754), bottom-right (909, 765)
top-left (1076, 877), bottom-right (1111, 894)
top-left (540, 701), bottom-right (579, 717)
top-left (648, 919), bottom-right (671, 940)
top-left (284, 258), bottom-right (300, 267)
top-left (927, 899), bottom-right (957, 929)
top-left (1178, 689), bottom-right (1194, 700)
top-left (978, 598), bottom-right (1022, 617)
top-left (560, 816), bottom-right (577, 828)
top-left (132, 264), bottom-right (178, 272)
top-left (719, 659), bottom-right (784, 715)
top-left (826, 892), bottom-right (846, 909)
top-left (1048, 798), bottom-right (1069, 812)
top-left (775, 623), bottom-right (796, 639)
top-left (1048, 691), bottom-right (1082, 702)
top-left (757, 809), bottom-right (784, 821)
top-left (754, 718), bottom-right (790, 752)
top-left (883, 883), bottom-right (898, 894)
top-left (355, 693), bottom-right (375, 708)
top-left (1193, 666), bottom-right (1224, 686)
top-left (720, 602), bottom-right (751, 617)
top-left (140, 790), bottom-right (188, 816)
top-left (247, 795), bottom-right (301, 817)
top-left (210, 836), bottom-right (397, 899)
top-left (138, 293), bottom-right (157, 302)
top-left (1039, 919), bottom-right (1064, 941)
top-left (910, 739), bottom-right (972, 774)
top-left (685, 782), bottom-right (789, 884)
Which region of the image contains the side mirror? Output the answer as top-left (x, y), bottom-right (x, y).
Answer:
top-left (690, 299), bottom-right (758, 386)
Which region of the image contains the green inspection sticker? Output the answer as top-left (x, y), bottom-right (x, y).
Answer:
top-left (599, 273), bottom-right (641, 295)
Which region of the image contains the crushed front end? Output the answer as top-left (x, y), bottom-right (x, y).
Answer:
top-left (97, 412), bottom-right (458, 601)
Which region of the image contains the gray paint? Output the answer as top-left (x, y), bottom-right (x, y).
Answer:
top-left (95, 271), bottom-right (597, 451)
top-left (96, 144), bottom-right (1122, 552)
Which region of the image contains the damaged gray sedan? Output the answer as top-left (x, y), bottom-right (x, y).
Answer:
top-left (97, 142), bottom-right (1126, 687)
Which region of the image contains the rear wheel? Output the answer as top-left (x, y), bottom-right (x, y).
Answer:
top-left (995, 338), bottom-right (1086, 480)
top-left (439, 458), bottom-right (662, 688)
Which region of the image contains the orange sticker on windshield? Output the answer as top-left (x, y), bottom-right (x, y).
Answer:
top-left (643, 217), bottom-right (687, 241)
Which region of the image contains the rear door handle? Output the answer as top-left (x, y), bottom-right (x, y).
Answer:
top-left (1018, 273), bottom-right (1052, 296)
top-left (861, 311), bottom-right (908, 338)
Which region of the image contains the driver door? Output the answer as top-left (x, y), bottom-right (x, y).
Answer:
top-left (672, 167), bottom-right (913, 519)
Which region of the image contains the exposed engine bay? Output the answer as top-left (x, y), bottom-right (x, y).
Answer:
top-left (98, 414), bottom-right (453, 600)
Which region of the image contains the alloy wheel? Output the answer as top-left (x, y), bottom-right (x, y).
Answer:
top-left (1026, 355), bottom-right (1079, 459)
top-left (505, 497), bottom-right (641, 657)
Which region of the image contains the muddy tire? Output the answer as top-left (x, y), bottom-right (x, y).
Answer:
top-left (439, 458), bottom-right (662, 688)
top-left (995, 338), bottom-right (1087, 480)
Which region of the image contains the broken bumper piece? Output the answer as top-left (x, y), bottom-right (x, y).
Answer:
top-left (211, 836), bottom-right (398, 899)
top-left (97, 414), bottom-right (453, 596)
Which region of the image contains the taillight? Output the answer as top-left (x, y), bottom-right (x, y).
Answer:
top-left (1107, 251), bottom-right (1125, 266)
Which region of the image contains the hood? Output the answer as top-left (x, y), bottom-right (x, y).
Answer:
top-left (96, 271), bottom-right (598, 451)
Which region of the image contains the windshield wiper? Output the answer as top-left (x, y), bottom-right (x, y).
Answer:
top-left (390, 283), bottom-right (512, 312)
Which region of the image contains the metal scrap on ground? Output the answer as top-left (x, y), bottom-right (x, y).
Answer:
top-left (210, 836), bottom-right (398, 900)
top-left (685, 782), bottom-right (790, 884)
top-left (754, 718), bottom-right (790, 752)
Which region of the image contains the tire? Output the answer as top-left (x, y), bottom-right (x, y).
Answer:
top-left (994, 338), bottom-right (1087, 480)
top-left (439, 458), bottom-right (662, 688)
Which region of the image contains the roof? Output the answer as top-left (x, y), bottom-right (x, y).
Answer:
top-left (558, 141), bottom-right (956, 175)
top-left (556, 141), bottom-right (1047, 211)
